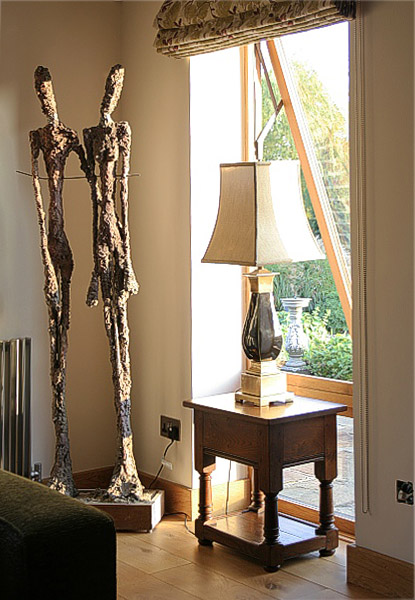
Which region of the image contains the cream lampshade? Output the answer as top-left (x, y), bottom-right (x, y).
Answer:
top-left (203, 162), bottom-right (296, 266)
top-left (202, 161), bottom-right (323, 406)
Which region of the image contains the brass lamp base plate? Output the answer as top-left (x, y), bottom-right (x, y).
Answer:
top-left (235, 390), bottom-right (294, 407)
top-left (241, 368), bottom-right (287, 397)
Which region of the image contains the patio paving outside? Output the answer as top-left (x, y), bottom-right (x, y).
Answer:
top-left (280, 416), bottom-right (355, 520)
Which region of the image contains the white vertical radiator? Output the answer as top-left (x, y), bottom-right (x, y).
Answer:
top-left (0, 338), bottom-right (31, 477)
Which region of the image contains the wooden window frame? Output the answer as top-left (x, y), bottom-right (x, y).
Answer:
top-left (286, 373), bottom-right (353, 417)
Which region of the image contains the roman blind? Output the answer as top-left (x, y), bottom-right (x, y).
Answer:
top-left (153, 1), bottom-right (356, 58)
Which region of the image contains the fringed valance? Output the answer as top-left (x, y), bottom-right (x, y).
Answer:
top-left (153, 1), bottom-right (356, 58)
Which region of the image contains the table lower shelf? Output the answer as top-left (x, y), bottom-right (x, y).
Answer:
top-left (197, 511), bottom-right (337, 570)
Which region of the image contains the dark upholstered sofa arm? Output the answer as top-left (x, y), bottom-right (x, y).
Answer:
top-left (0, 469), bottom-right (116, 600)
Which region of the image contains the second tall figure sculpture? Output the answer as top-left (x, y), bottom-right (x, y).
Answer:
top-left (84, 65), bottom-right (146, 502)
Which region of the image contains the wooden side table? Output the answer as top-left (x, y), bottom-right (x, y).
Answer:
top-left (183, 393), bottom-right (347, 571)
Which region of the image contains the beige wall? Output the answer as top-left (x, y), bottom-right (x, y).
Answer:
top-left (351, 1), bottom-right (414, 563)
top-left (120, 1), bottom-right (193, 488)
top-left (0, 0), bottom-right (193, 487)
top-left (0, 1), bottom-right (121, 474)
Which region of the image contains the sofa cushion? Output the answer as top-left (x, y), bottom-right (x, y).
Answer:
top-left (0, 469), bottom-right (116, 600)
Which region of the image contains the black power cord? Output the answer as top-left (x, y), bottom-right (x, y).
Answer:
top-left (164, 512), bottom-right (195, 536)
top-left (148, 439), bottom-right (175, 489)
top-left (225, 460), bottom-right (232, 515)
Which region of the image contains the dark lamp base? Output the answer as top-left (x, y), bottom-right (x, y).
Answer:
top-left (239, 268), bottom-right (294, 406)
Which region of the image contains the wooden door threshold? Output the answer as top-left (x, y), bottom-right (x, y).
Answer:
top-left (278, 498), bottom-right (355, 538)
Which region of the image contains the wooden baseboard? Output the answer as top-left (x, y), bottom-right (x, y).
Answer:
top-left (347, 543), bottom-right (414, 599)
top-left (73, 465), bottom-right (113, 489)
top-left (138, 471), bottom-right (193, 517)
top-left (72, 466), bottom-right (251, 521)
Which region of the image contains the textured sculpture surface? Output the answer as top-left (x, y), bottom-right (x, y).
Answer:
top-left (30, 64), bottom-right (145, 502)
top-left (29, 66), bottom-right (88, 496)
top-left (83, 65), bottom-right (146, 501)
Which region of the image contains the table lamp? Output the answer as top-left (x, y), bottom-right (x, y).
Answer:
top-left (202, 160), bottom-right (323, 406)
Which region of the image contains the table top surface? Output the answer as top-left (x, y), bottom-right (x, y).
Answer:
top-left (183, 393), bottom-right (347, 424)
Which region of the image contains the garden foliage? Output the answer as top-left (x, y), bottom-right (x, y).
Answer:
top-left (277, 308), bottom-right (353, 381)
top-left (262, 59), bottom-right (352, 381)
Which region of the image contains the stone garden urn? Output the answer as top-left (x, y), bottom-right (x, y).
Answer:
top-left (281, 297), bottom-right (311, 374)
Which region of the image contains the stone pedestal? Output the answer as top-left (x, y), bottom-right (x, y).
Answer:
top-left (281, 297), bottom-right (311, 374)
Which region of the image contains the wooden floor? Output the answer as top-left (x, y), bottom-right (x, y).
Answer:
top-left (117, 516), bottom-right (386, 599)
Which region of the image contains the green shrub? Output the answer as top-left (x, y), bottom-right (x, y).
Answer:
top-left (301, 307), bottom-right (331, 343)
top-left (305, 333), bottom-right (353, 381)
top-left (268, 259), bottom-right (348, 334)
top-left (276, 310), bottom-right (289, 366)
top-left (276, 308), bottom-right (352, 381)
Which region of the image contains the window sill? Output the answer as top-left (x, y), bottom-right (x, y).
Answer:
top-left (279, 498), bottom-right (355, 537)
top-left (286, 373), bottom-right (353, 417)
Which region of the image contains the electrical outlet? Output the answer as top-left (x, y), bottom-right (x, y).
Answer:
top-left (160, 415), bottom-right (181, 441)
top-left (396, 480), bottom-right (413, 505)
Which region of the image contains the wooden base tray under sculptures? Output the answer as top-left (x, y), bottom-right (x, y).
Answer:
top-left (78, 489), bottom-right (165, 532)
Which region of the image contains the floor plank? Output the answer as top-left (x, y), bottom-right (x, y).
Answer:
top-left (117, 561), bottom-right (199, 599)
top-left (117, 531), bottom-right (190, 574)
top-left (320, 541), bottom-right (348, 567)
top-left (281, 554), bottom-right (384, 598)
top-left (116, 517), bottom-right (387, 599)
top-left (240, 567), bottom-right (339, 599)
top-left (155, 563), bottom-right (276, 599)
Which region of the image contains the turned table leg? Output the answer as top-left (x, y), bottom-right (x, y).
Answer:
top-left (196, 468), bottom-right (214, 545)
top-left (194, 410), bottom-right (216, 545)
top-left (315, 415), bottom-right (338, 557)
top-left (316, 479), bottom-right (336, 555)
top-left (195, 463), bottom-right (216, 545)
top-left (264, 493), bottom-right (279, 545)
top-left (317, 479), bottom-right (335, 533)
top-left (263, 493), bottom-right (281, 572)
top-left (248, 468), bottom-right (264, 512)
top-left (259, 425), bottom-right (284, 571)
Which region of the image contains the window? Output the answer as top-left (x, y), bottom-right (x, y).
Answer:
top-left (244, 24), bottom-right (354, 530)
top-left (189, 26), bottom-right (355, 531)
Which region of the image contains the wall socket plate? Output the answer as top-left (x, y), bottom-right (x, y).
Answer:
top-left (160, 415), bottom-right (181, 441)
top-left (396, 480), bottom-right (413, 505)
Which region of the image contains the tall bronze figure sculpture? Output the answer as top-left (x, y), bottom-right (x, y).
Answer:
top-left (30, 67), bottom-right (86, 496)
top-left (84, 65), bottom-right (146, 502)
